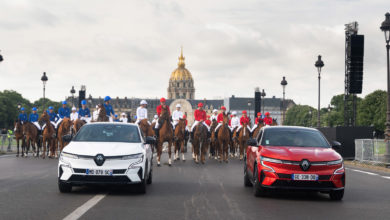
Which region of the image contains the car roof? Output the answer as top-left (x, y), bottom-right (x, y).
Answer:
top-left (83, 122), bottom-right (138, 127)
top-left (262, 126), bottom-right (319, 132)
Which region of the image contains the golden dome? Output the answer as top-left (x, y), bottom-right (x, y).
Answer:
top-left (170, 47), bottom-right (193, 81)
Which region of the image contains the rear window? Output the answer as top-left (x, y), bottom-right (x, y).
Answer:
top-left (73, 124), bottom-right (141, 143)
top-left (261, 129), bottom-right (330, 148)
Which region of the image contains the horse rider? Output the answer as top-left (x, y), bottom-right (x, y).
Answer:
top-left (235, 110), bottom-right (251, 138)
top-left (113, 114), bottom-right (120, 122)
top-left (78, 100), bottom-right (91, 123)
top-left (263, 112), bottom-right (273, 126)
top-left (205, 115), bottom-right (212, 127)
top-left (251, 112), bottom-right (264, 132)
top-left (103, 96), bottom-right (115, 122)
top-left (70, 106), bottom-right (79, 122)
top-left (29, 107), bottom-right (41, 131)
top-left (120, 113), bottom-right (128, 123)
top-left (42, 106), bottom-right (59, 130)
top-left (172, 104), bottom-right (184, 129)
top-left (151, 115), bottom-right (158, 124)
top-left (18, 107), bottom-right (28, 124)
top-left (154, 97), bottom-right (171, 137)
top-left (230, 111), bottom-right (240, 134)
top-left (136, 100), bottom-right (149, 124)
top-left (190, 103), bottom-right (210, 141)
top-left (210, 109), bottom-right (218, 122)
top-left (56, 101), bottom-right (70, 128)
top-left (214, 106), bottom-right (227, 134)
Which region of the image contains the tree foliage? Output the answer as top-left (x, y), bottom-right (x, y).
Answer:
top-left (357, 90), bottom-right (386, 131)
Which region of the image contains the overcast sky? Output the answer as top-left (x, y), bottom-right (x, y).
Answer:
top-left (0, 0), bottom-right (388, 107)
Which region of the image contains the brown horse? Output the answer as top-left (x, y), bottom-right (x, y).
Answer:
top-left (22, 122), bottom-right (39, 157)
top-left (156, 106), bottom-right (174, 166)
top-left (14, 120), bottom-right (25, 157)
top-left (192, 122), bottom-right (208, 164)
top-left (39, 112), bottom-right (56, 159)
top-left (58, 118), bottom-right (73, 152)
top-left (97, 104), bottom-right (109, 122)
top-left (217, 114), bottom-right (230, 163)
top-left (73, 119), bottom-right (85, 134)
top-left (252, 123), bottom-right (264, 140)
top-left (174, 118), bottom-right (186, 161)
top-left (209, 120), bottom-right (219, 159)
top-left (238, 122), bottom-right (250, 160)
top-left (139, 119), bottom-right (155, 137)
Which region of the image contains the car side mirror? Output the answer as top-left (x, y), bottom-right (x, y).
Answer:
top-left (247, 138), bottom-right (257, 146)
top-left (145, 136), bottom-right (156, 145)
top-left (62, 134), bottom-right (72, 142)
top-left (331, 141), bottom-right (342, 150)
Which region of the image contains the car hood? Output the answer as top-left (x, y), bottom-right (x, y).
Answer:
top-left (63, 141), bottom-right (144, 156)
top-left (260, 146), bottom-right (341, 162)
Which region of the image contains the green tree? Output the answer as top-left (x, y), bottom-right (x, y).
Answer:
top-left (0, 90), bottom-right (32, 128)
top-left (32, 98), bottom-right (61, 114)
top-left (285, 105), bottom-right (316, 127)
top-left (357, 90), bottom-right (386, 131)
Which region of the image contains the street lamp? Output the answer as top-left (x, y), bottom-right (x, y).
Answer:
top-left (17, 103), bottom-right (21, 110)
top-left (0, 50), bottom-right (3, 62)
top-left (281, 76), bottom-right (288, 125)
top-left (41, 72), bottom-right (48, 110)
top-left (261, 89), bottom-right (266, 113)
top-left (380, 12), bottom-right (390, 165)
top-left (315, 55), bottom-right (324, 127)
top-left (308, 109), bottom-right (313, 127)
top-left (70, 86), bottom-right (76, 107)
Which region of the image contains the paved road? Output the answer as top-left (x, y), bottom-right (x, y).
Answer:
top-left (1, 150), bottom-right (390, 220)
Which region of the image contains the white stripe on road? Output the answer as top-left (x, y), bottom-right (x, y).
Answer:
top-left (347, 168), bottom-right (390, 180)
top-left (63, 194), bottom-right (106, 220)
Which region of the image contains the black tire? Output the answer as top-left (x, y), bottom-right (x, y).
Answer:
top-left (244, 158), bottom-right (252, 187)
top-left (329, 189), bottom-right (344, 201)
top-left (137, 178), bottom-right (147, 194)
top-left (253, 166), bottom-right (266, 197)
top-left (58, 180), bottom-right (72, 193)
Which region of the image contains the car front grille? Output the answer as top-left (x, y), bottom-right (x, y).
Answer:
top-left (68, 175), bottom-right (131, 183)
top-left (271, 180), bottom-right (335, 188)
top-left (277, 173), bottom-right (332, 181)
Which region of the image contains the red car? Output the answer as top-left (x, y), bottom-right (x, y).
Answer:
top-left (244, 126), bottom-right (345, 200)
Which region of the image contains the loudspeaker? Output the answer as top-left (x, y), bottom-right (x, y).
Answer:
top-left (348, 35), bottom-right (364, 94)
top-left (255, 91), bottom-right (261, 117)
top-left (78, 90), bottom-right (86, 109)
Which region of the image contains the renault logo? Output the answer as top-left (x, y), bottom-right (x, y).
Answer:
top-left (300, 159), bottom-right (311, 171)
top-left (94, 154), bottom-right (105, 166)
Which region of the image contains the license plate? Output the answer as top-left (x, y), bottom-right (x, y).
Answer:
top-left (86, 169), bottom-right (113, 176)
top-left (292, 174), bottom-right (318, 181)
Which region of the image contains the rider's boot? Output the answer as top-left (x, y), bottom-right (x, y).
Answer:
top-left (190, 132), bottom-right (194, 143)
top-left (154, 128), bottom-right (159, 138)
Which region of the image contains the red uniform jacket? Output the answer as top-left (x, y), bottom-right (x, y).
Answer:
top-left (264, 116), bottom-right (273, 125)
top-left (194, 109), bottom-right (206, 121)
top-left (240, 116), bottom-right (250, 125)
top-left (255, 117), bottom-right (264, 125)
top-left (185, 119), bottom-right (188, 126)
top-left (228, 119), bottom-right (232, 126)
top-left (217, 113), bottom-right (225, 123)
top-left (205, 119), bottom-right (211, 126)
top-left (156, 105), bottom-right (170, 117)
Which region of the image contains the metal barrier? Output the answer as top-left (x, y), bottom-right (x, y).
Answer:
top-left (355, 139), bottom-right (386, 164)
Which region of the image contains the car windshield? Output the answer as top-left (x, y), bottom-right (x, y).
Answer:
top-left (73, 124), bottom-right (141, 143)
top-left (261, 128), bottom-right (330, 148)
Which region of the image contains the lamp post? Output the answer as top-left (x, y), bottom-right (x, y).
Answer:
top-left (380, 12), bottom-right (390, 164)
top-left (261, 89), bottom-right (266, 113)
top-left (315, 55), bottom-right (324, 127)
top-left (41, 72), bottom-right (48, 110)
top-left (308, 109), bottom-right (313, 127)
top-left (70, 86), bottom-right (76, 107)
top-left (0, 50), bottom-right (3, 62)
top-left (281, 76), bottom-right (288, 125)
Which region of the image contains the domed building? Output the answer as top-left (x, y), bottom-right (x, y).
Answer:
top-left (167, 48), bottom-right (195, 100)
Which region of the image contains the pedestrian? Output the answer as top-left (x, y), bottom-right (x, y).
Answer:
top-left (7, 128), bottom-right (13, 152)
top-left (1, 128), bottom-right (7, 152)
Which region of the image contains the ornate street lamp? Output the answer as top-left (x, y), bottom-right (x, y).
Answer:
top-left (41, 72), bottom-right (48, 110)
top-left (315, 55), bottom-right (324, 127)
top-left (261, 89), bottom-right (266, 113)
top-left (0, 50), bottom-right (3, 62)
top-left (281, 76), bottom-right (288, 125)
top-left (70, 86), bottom-right (75, 107)
top-left (380, 12), bottom-right (390, 164)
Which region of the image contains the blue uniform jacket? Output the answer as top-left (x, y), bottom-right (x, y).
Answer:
top-left (18, 113), bottom-right (28, 122)
top-left (78, 108), bottom-right (91, 117)
top-left (58, 107), bottom-right (71, 119)
top-left (29, 113), bottom-right (39, 122)
top-left (48, 112), bottom-right (59, 122)
top-left (103, 103), bottom-right (115, 116)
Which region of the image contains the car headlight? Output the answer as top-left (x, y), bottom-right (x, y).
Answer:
top-left (60, 152), bottom-right (79, 160)
top-left (327, 159), bottom-right (343, 166)
top-left (261, 156), bottom-right (283, 164)
top-left (334, 164), bottom-right (344, 174)
top-left (122, 153), bottom-right (144, 168)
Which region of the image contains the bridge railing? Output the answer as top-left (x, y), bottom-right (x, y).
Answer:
top-left (355, 139), bottom-right (386, 164)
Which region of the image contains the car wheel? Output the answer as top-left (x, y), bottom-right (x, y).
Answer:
top-left (329, 189), bottom-right (344, 201)
top-left (253, 165), bottom-right (266, 197)
top-left (244, 158), bottom-right (252, 187)
top-left (58, 180), bottom-right (72, 193)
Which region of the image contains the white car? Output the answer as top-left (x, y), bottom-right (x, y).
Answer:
top-left (58, 122), bottom-right (155, 193)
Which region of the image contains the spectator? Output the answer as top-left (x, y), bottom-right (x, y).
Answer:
top-left (7, 128), bottom-right (13, 152)
top-left (1, 128), bottom-right (7, 152)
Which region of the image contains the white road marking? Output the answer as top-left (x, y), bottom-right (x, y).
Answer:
top-left (63, 194), bottom-right (106, 220)
top-left (346, 168), bottom-right (390, 180)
